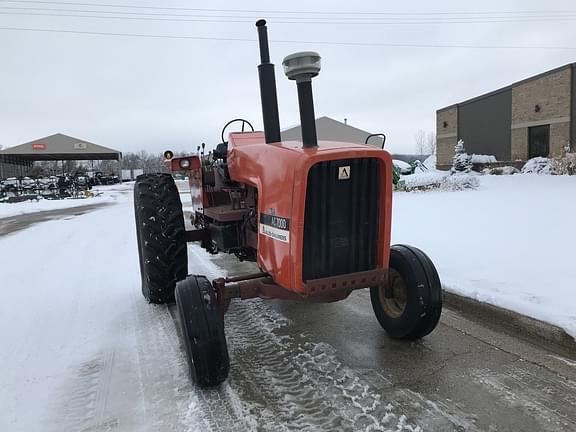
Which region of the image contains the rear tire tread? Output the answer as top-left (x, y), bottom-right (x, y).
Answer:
top-left (134, 173), bottom-right (187, 304)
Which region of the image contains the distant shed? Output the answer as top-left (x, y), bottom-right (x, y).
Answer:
top-left (0, 133), bottom-right (122, 178)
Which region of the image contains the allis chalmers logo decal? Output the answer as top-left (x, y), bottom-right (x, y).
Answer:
top-left (338, 166), bottom-right (350, 180)
top-left (259, 213), bottom-right (290, 243)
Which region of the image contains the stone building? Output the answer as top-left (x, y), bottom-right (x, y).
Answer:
top-left (436, 63), bottom-right (576, 169)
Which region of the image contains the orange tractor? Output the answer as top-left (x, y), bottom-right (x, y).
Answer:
top-left (134, 20), bottom-right (442, 387)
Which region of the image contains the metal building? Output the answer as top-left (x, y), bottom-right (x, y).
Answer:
top-left (281, 116), bottom-right (385, 148)
top-left (0, 133), bottom-right (122, 178)
top-left (436, 63), bottom-right (576, 169)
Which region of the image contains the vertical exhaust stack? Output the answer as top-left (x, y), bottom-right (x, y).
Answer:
top-left (256, 20), bottom-right (281, 144)
top-left (282, 52), bottom-right (321, 148)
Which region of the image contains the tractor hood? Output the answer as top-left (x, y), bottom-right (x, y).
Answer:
top-left (227, 131), bottom-right (393, 295)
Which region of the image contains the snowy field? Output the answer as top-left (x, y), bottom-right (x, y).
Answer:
top-left (0, 184), bottom-right (131, 218)
top-left (393, 174), bottom-right (576, 338)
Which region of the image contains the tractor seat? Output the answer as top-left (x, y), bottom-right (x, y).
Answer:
top-left (213, 142), bottom-right (228, 159)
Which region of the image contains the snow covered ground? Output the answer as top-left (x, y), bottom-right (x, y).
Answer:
top-left (0, 184), bottom-right (131, 218)
top-left (393, 174), bottom-right (576, 338)
top-left (0, 174), bottom-right (575, 431)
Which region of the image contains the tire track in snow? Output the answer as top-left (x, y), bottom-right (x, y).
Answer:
top-left (50, 351), bottom-right (119, 432)
top-left (221, 299), bottom-right (479, 431)
top-left (129, 291), bottom-right (200, 432)
top-left (90, 351), bottom-right (117, 431)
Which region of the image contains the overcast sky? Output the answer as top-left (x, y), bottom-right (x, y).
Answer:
top-left (1, 0), bottom-right (576, 155)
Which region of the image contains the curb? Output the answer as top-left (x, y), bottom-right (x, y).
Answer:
top-left (443, 290), bottom-right (576, 353)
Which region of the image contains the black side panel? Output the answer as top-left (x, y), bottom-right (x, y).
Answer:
top-left (302, 158), bottom-right (379, 281)
top-left (459, 89), bottom-right (512, 160)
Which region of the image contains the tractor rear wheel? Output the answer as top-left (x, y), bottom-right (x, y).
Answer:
top-left (134, 173), bottom-right (187, 304)
top-left (175, 275), bottom-right (230, 387)
top-left (370, 244), bottom-right (442, 340)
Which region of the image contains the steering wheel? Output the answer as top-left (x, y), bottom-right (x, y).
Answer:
top-left (221, 118), bottom-right (255, 143)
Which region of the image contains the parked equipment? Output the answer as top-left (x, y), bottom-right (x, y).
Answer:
top-left (134, 20), bottom-right (442, 388)
top-left (0, 173), bottom-right (98, 202)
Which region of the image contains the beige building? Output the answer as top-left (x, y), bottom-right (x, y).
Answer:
top-left (282, 116), bottom-right (385, 148)
top-left (436, 63), bottom-right (576, 169)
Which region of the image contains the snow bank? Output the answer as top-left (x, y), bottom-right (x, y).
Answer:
top-left (441, 173), bottom-right (480, 191)
top-left (521, 157), bottom-right (554, 174)
top-left (470, 154), bottom-right (497, 164)
top-left (400, 172), bottom-right (478, 191)
top-left (483, 166), bottom-right (520, 175)
top-left (393, 174), bottom-right (576, 338)
top-left (423, 154), bottom-right (437, 170)
top-left (401, 171), bottom-right (447, 189)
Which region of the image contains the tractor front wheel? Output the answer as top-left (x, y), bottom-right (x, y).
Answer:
top-left (370, 244), bottom-right (442, 340)
top-left (175, 275), bottom-right (230, 387)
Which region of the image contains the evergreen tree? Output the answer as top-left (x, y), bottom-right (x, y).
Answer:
top-left (451, 139), bottom-right (472, 173)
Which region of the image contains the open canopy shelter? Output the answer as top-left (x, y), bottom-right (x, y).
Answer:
top-left (0, 133), bottom-right (122, 178)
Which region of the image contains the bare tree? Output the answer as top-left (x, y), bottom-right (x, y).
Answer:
top-left (425, 132), bottom-right (436, 155)
top-left (414, 130), bottom-right (426, 156)
top-left (415, 130), bottom-right (436, 156)
top-left (98, 160), bottom-right (118, 173)
top-left (120, 151), bottom-right (168, 174)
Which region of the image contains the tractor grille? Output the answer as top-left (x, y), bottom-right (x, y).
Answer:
top-left (302, 158), bottom-right (380, 281)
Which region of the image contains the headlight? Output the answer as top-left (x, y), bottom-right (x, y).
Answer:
top-left (179, 158), bottom-right (191, 169)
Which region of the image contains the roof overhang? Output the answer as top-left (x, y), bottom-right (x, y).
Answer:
top-left (0, 133), bottom-right (122, 162)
